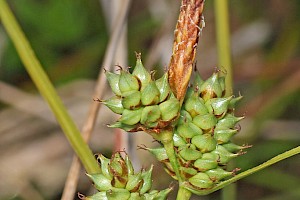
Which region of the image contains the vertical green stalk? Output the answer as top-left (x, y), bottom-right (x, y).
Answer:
top-left (214, 0), bottom-right (236, 200)
top-left (0, 0), bottom-right (100, 174)
top-left (215, 0), bottom-right (233, 97)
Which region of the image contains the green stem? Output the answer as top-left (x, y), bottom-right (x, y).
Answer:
top-left (176, 185), bottom-right (192, 200)
top-left (215, 0), bottom-right (233, 97)
top-left (215, 1), bottom-right (235, 199)
top-left (0, 0), bottom-right (100, 174)
top-left (160, 129), bottom-right (181, 181)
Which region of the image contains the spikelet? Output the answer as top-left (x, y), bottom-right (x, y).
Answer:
top-left (143, 71), bottom-right (250, 192)
top-left (79, 152), bottom-right (172, 200)
top-left (98, 53), bottom-right (180, 135)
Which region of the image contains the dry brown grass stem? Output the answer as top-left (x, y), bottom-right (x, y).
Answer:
top-left (168, 0), bottom-right (205, 102)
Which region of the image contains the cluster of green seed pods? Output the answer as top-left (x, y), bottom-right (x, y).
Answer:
top-left (98, 54), bottom-right (180, 133)
top-left (145, 72), bottom-right (250, 191)
top-left (79, 152), bottom-right (171, 200)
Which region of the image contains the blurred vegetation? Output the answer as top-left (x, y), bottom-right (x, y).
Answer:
top-left (0, 0), bottom-right (300, 200)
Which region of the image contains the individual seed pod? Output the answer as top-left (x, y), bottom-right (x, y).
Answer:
top-left (228, 94), bottom-right (243, 111)
top-left (177, 122), bottom-right (203, 139)
top-left (96, 154), bottom-right (113, 180)
top-left (214, 128), bottom-right (238, 144)
top-left (132, 55), bottom-right (151, 91)
top-left (178, 144), bottom-right (202, 161)
top-left (109, 152), bottom-right (127, 177)
top-left (188, 172), bottom-right (214, 189)
top-left (200, 72), bottom-right (223, 101)
top-left (119, 108), bottom-right (143, 125)
top-left (124, 154), bottom-right (134, 176)
top-left (141, 81), bottom-right (160, 106)
top-left (143, 190), bottom-right (159, 200)
top-left (201, 152), bottom-right (219, 161)
top-left (119, 70), bottom-right (140, 93)
top-left (184, 92), bottom-right (208, 117)
top-left (180, 166), bottom-right (198, 178)
top-left (122, 91), bottom-right (141, 110)
top-left (194, 158), bottom-right (218, 172)
top-left (222, 143), bottom-right (252, 153)
top-left (205, 167), bottom-right (234, 182)
top-left (139, 146), bottom-right (169, 162)
top-left (159, 98), bottom-right (180, 121)
top-left (79, 192), bottom-right (108, 200)
top-left (194, 73), bottom-right (204, 91)
top-left (173, 132), bottom-right (187, 147)
top-left (140, 165), bottom-right (153, 194)
top-left (140, 105), bottom-right (161, 126)
top-left (155, 73), bottom-right (171, 103)
top-left (177, 110), bottom-right (193, 125)
top-left (86, 173), bottom-right (112, 191)
top-left (211, 145), bottom-right (240, 165)
top-left (215, 114), bottom-right (244, 129)
top-left (152, 188), bottom-right (172, 200)
top-left (191, 134), bottom-right (217, 153)
top-left (205, 96), bottom-right (233, 117)
top-left (128, 192), bottom-right (143, 200)
top-left (126, 172), bottom-right (143, 192)
top-left (108, 121), bottom-right (137, 132)
top-left (193, 113), bottom-right (217, 132)
top-left (105, 70), bottom-right (122, 96)
top-left (98, 96), bottom-right (124, 114)
top-left (106, 188), bottom-right (131, 200)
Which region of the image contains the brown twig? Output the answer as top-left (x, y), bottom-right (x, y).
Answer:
top-left (61, 1), bottom-right (132, 199)
top-left (168, 0), bottom-right (205, 103)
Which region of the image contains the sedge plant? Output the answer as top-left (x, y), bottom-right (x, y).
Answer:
top-left (1, 0), bottom-right (300, 199)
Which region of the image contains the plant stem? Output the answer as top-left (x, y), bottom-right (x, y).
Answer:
top-left (214, 1), bottom-right (236, 199)
top-left (0, 0), bottom-right (100, 174)
top-left (177, 185), bottom-right (192, 200)
top-left (160, 129), bottom-right (181, 182)
top-left (215, 0), bottom-right (233, 97)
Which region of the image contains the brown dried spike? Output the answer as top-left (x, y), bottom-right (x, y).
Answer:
top-left (168, 0), bottom-right (205, 103)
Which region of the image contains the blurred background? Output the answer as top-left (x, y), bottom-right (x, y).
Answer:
top-left (0, 0), bottom-right (300, 199)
